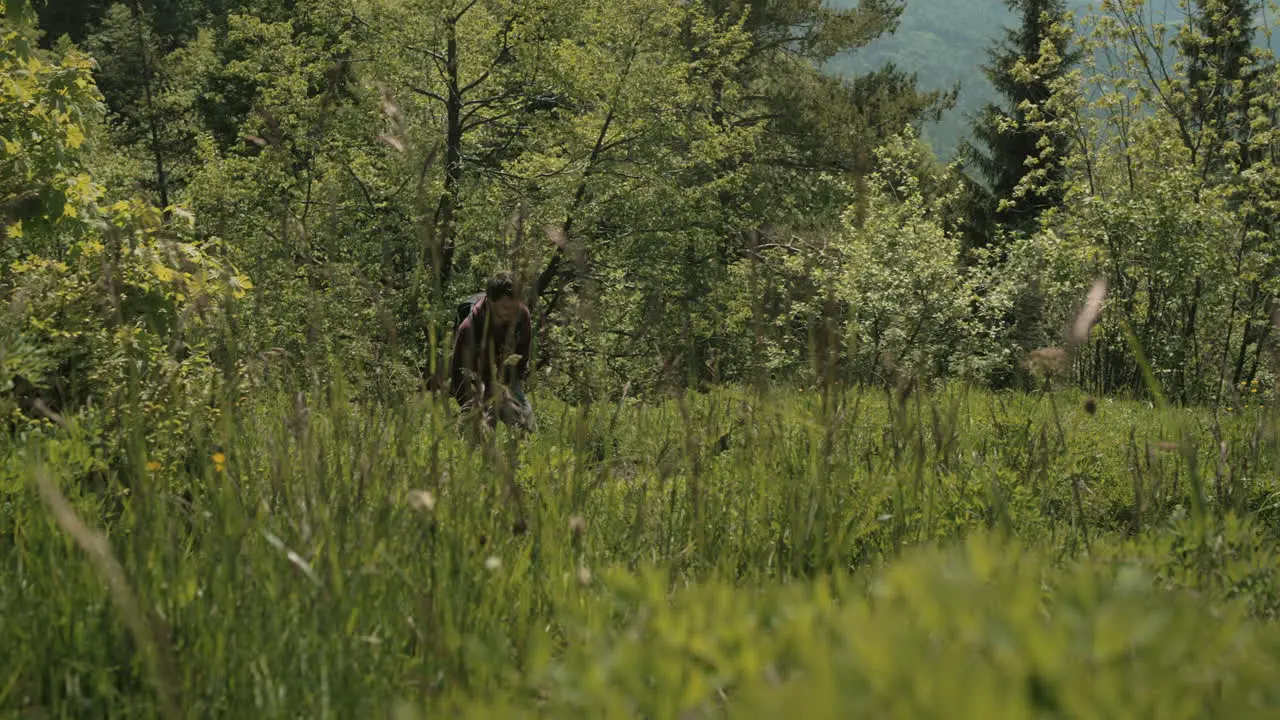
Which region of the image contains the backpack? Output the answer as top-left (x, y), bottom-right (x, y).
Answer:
top-left (455, 292), bottom-right (487, 335)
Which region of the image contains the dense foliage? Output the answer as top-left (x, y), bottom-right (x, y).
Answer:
top-left (5, 0), bottom-right (1280, 715)
top-left (10, 0), bottom-right (1276, 403)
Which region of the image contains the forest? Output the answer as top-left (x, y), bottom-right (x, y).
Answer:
top-left (4, 0), bottom-right (1280, 716)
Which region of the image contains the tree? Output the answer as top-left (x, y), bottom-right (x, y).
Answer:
top-left (568, 0), bottom-right (957, 390)
top-left (24, 0), bottom-right (985, 398)
top-left (83, 3), bottom-right (178, 209)
top-left (2, 0), bottom-right (251, 468)
top-left (1175, 0), bottom-right (1276, 391)
top-left (1177, 0), bottom-right (1260, 177)
top-left (957, 0), bottom-right (1079, 252)
top-left (1016, 0), bottom-right (1280, 404)
top-left (1, 0), bottom-right (104, 262)
top-left (837, 128), bottom-right (971, 385)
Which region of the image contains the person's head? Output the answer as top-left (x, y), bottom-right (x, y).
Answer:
top-left (485, 270), bottom-right (522, 325)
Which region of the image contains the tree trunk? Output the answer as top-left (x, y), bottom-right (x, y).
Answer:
top-left (431, 18), bottom-right (463, 291)
top-left (131, 0), bottom-right (169, 213)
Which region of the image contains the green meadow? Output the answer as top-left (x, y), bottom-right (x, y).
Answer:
top-left (6, 382), bottom-right (1280, 717)
top-left (9, 0), bottom-right (1280, 715)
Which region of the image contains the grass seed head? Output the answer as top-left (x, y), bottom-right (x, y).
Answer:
top-left (1025, 347), bottom-right (1068, 379)
top-left (407, 489), bottom-right (436, 513)
top-left (1068, 277), bottom-right (1108, 349)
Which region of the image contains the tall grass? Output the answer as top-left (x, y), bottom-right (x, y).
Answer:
top-left (4, 376), bottom-right (1280, 717)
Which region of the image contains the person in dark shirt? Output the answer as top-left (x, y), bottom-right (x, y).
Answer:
top-left (449, 271), bottom-right (536, 432)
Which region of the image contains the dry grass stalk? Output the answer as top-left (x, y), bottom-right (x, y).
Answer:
top-left (544, 223), bottom-right (568, 249)
top-left (1068, 277), bottom-right (1108, 351)
top-left (1024, 277), bottom-right (1108, 382)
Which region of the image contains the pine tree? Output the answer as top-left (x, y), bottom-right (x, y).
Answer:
top-left (1176, 0), bottom-right (1274, 387)
top-left (952, 0), bottom-right (1078, 390)
top-left (957, 0), bottom-right (1078, 252)
top-left (1179, 0), bottom-right (1259, 175)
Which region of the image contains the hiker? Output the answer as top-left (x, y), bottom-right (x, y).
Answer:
top-left (449, 271), bottom-right (537, 432)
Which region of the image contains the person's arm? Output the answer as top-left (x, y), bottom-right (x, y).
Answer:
top-left (449, 319), bottom-right (473, 402)
top-left (516, 307), bottom-right (532, 383)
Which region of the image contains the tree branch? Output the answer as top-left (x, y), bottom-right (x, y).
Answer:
top-left (463, 88), bottom-right (524, 108)
top-left (449, 0), bottom-right (481, 24)
top-left (461, 105), bottom-right (519, 131)
top-left (408, 85), bottom-right (447, 104)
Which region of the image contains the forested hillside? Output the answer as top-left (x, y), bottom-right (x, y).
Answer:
top-left (826, 0), bottom-right (1086, 158)
top-left (5, 0), bottom-right (1280, 716)
top-left (829, 0), bottom-right (1278, 159)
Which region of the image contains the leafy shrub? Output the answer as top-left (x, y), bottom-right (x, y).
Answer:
top-left (0, 1), bottom-right (103, 259)
top-left (1, 5), bottom-right (251, 472)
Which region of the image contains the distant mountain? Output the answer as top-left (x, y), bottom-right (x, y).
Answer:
top-left (824, 0), bottom-right (1273, 161)
top-left (824, 0), bottom-right (1095, 160)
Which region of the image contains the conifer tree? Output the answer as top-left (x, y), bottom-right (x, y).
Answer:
top-left (957, 0), bottom-right (1078, 252)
